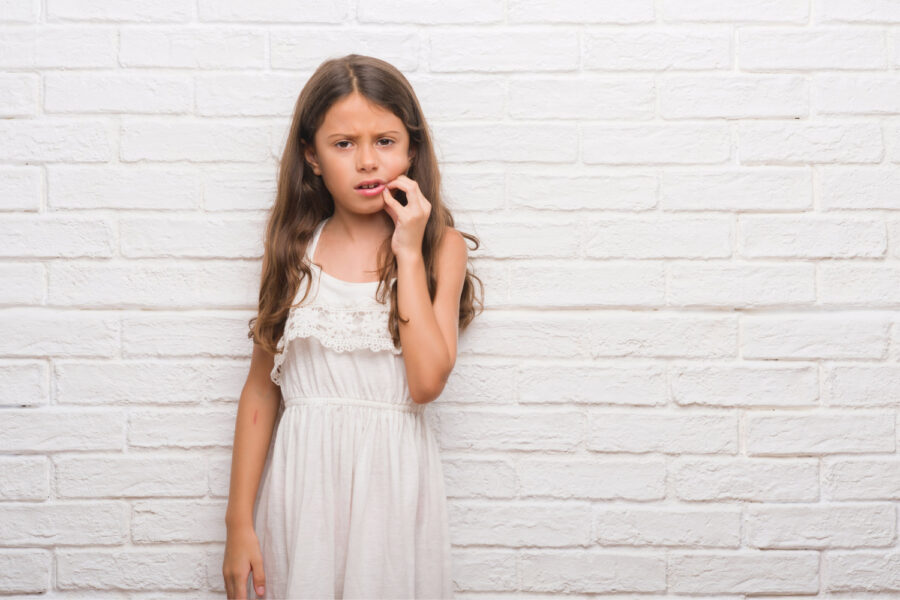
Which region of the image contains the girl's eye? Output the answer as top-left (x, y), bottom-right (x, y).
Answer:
top-left (334, 139), bottom-right (394, 149)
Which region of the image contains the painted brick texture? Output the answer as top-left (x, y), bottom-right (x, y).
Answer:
top-left (3, 0), bottom-right (900, 596)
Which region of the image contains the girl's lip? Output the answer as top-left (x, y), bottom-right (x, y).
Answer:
top-left (355, 183), bottom-right (385, 196)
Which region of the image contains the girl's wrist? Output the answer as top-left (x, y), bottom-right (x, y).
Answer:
top-left (394, 249), bottom-right (424, 265)
top-left (225, 512), bottom-right (254, 529)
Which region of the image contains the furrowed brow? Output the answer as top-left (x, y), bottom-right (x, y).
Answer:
top-left (326, 130), bottom-right (402, 140)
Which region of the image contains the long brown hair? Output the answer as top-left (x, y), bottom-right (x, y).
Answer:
top-left (248, 54), bottom-right (484, 356)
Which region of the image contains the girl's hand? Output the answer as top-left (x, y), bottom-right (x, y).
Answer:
top-left (223, 524), bottom-right (266, 599)
top-left (381, 175), bottom-right (431, 261)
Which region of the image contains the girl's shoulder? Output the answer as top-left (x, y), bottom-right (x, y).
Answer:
top-left (435, 227), bottom-right (468, 280)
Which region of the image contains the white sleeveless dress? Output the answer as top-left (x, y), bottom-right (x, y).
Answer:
top-left (250, 216), bottom-right (454, 599)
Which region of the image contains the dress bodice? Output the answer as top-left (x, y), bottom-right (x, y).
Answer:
top-left (270, 217), bottom-right (413, 409)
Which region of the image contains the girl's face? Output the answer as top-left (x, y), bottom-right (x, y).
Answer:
top-left (305, 91), bottom-right (414, 214)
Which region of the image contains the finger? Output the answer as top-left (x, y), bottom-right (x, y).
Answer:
top-left (250, 556), bottom-right (266, 598)
top-left (227, 573), bottom-right (237, 599)
top-left (236, 572), bottom-right (248, 600)
top-left (382, 185), bottom-right (404, 218)
top-left (384, 182), bottom-right (410, 208)
top-left (390, 176), bottom-right (426, 212)
top-left (385, 176), bottom-right (415, 197)
top-left (382, 203), bottom-right (398, 225)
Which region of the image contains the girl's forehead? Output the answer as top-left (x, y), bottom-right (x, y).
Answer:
top-left (318, 94), bottom-right (404, 135)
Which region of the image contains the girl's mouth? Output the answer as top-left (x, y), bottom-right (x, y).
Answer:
top-left (355, 183), bottom-right (385, 196)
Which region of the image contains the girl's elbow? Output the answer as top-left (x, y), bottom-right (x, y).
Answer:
top-left (410, 388), bottom-right (437, 405)
top-left (408, 361), bottom-right (453, 404)
top-left (410, 378), bottom-right (447, 405)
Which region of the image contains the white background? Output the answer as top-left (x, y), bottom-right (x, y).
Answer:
top-left (3, 0), bottom-right (900, 596)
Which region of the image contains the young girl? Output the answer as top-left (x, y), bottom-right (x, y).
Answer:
top-left (222, 54), bottom-right (483, 599)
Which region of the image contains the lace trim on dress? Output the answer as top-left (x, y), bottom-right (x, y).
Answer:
top-left (270, 300), bottom-right (401, 387)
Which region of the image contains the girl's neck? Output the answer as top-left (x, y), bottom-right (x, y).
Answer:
top-left (326, 209), bottom-right (394, 246)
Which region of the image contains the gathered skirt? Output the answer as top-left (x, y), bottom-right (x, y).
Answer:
top-left (249, 395), bottom-right (454, 599)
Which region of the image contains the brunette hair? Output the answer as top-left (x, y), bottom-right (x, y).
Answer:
top-left (248, 54), bottom-right (484, 356)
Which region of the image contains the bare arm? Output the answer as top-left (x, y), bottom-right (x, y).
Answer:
top-left (224, 342), bottom-right (283, 528)
top-left (380, 175), bottom-right (468, 405)
top-left (396, 228), bottom-right (468, 404)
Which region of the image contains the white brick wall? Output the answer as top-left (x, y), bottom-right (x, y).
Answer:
top-left (2, 0), bottom-right (900, 596)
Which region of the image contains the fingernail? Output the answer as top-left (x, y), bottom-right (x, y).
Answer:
top-left (256, 586), bottom-right (265, 595)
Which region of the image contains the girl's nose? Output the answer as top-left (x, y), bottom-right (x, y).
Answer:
top-left (357, 145), bottom-right (377, 170)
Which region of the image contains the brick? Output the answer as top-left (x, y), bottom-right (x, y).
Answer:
top-left (595, 506), bottom-right (740, 547)
top-left (584, 29), bottom-right (730, 70)
top-left (583, 124), bottom-right (731, 165)
top-left (739, 121), bottom-right (883, 164)
top-left (672, 363), bottom-right (818, 407)
top-left (661, 168), bottom-right (811, 211)
top-left (120, 27), bottom-right (265, 68)
top-left (663, 0), bottom-right (808, 23)
top-left (360, 0), bottom-right (501, 23)
top-left (0, 73), bottom-right (38, 117)
top-left (0, 119), bottom-right (110, 162)
top-left (437, 409), bottom-right (584, 451)
top-left (120, 216), bottom-right (266, 258)
top-left (430, 30), bottom-right (578, 72)
top-left (128, 408), bottom-right (236, 448)
top-left (0, 216), bottom-right (114, 258)
top-left (56, 360), bottom-right (244, 405)
top-left (660, 74), bottom-right (807, 118)
top-left (48, 165), bottom-right (201, 210)
top-left (747, 503), bottom-right (895, 548)
top-left (45, 72), bottom-right (192, 113)
top-left (0, 502), bottom-right (127, 545)
top-left (55, 455), bottom-right (207, 498)
top-left (120, 118), bottom-right (269, 162)
top-left (270, 29), bottom-right (417, 71)
top-left (132, 500), bottom-right (227, 542)
top-left (0, 360), bottom-right (50, 407)
top-left (517, 457), bottom-right (666, 500)
top-left (587, 410), bottom-right (737, 454)
top-left (582, 216), bottom-right (732, 258)
top-left (826, 551), bottom-right (900, 591)
top-left (0, 551), bottom-right (51, 593)
top-left (825, 458), bottom-right (900, 500)
top-left (520, 549), bottom-right (665, 593)
top-left (673, 457), bottom-right (819, 501)
top-left (0, 308), bottom-right (118, 358)
top-left (589, 314), bottom-right (737, 358)
top-left (48, 0), bottom-right (192, 21)
top-left (668, 261), bottom-right (815, 307)
top-left (826, 365), bottom-right (900, 406)
top-left (449, 500), bottom-right (590, 546)
top-left (1, 408), bottom-right (125, 452)
top-left (56, 549), bottom-right (206, 590)
top-left (742, 314), bottom-right (889, 359)
top-left (0, 456), bottom-right (50, 500)
top-left (48, 260), bottom-right (259, 308)
top-left (517, 363), bottom-right (667, 406)
top-left (669, 550), bottom-right (818, 593)
top-left (740, 28), bottom-right (887, 70)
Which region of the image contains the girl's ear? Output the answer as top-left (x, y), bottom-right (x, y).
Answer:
top-left (303, 144), bottom-right (321, 176)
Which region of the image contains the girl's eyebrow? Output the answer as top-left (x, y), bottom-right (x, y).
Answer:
top-left (326, 130), bottom-right (402, 139)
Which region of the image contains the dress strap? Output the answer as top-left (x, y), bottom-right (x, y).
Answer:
top-left (306, 217), bottom-right (329, 264)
